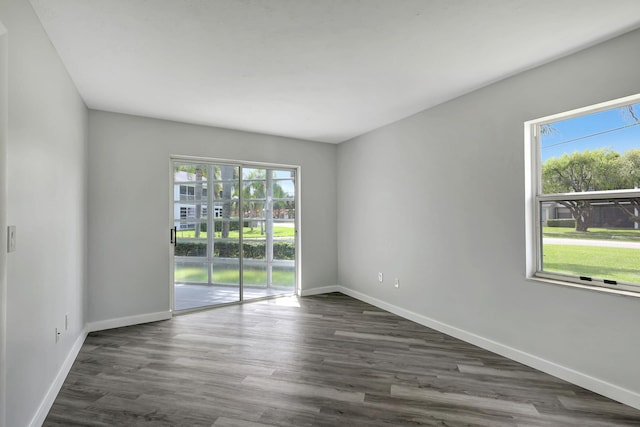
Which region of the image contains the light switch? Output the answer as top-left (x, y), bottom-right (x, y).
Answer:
top-left (7, 225), bottom-right (15, 252)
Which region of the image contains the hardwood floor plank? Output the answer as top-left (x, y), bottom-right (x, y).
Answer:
top-left (212, 417), bottom-right (278, 427)
top-left (241, 375), bottom-right (366, 403)
top-left (333, 330), bottom-right (427, 345)
top-left (44, 293), bottom-right (640, 426)
top-left (390, 384), bottom-right (540, 417)
top-left (362, 394), bottom-right (519, 427)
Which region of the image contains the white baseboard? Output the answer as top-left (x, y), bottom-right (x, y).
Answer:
top-left (300, 285), bottom-right (340, 296)
top-left (335, 286), bottom-right (640, 411)
top-left (29, 327), bottom-right (88, 427)
top-left (88, 311), bottom-right (172, 332)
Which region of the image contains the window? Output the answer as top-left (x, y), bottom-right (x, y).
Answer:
top-left (180, 206), bottom-right (196, 219)
top-left (526, 94), bottom-right (640, 295)
top-left (179, 185), bottom-right (195, 200)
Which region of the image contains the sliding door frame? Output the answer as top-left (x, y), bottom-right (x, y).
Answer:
top-left (169, 155), bottom-right (301, 313)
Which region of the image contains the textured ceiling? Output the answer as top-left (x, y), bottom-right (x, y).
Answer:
top-left (30, 0), bottom-right (640, 143)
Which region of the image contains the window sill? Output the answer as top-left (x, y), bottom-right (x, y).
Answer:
top-left (527, 275), bottom-right (640, 298)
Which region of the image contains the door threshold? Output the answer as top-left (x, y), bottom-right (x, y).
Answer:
top-left (172, 292), bottom-right (298, 316)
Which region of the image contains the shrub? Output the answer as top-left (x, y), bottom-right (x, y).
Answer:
top-left (274, 242), bottom-right (295, 259)
top-left (175, 242), bottom-right (207, 256)
top-left (547, 218), bottom-right (576, 228)
top-left (175, 240), bottom-right (295, 260)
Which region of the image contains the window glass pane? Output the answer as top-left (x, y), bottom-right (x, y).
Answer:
top-left (272, 237), bottom-right (295, 290)
top-left (273, 178), bottom-right (295, 199)
top-left (273, 200), bottom-right (294, 220)
top-left (174, 260), bottom-right (208, 283)
top-left (271, 263), bottom-right (295, 289)
top-left (244, 201), bottom-right (265, 221)
top-left (243, 260), bottom-right (267, 287)
top-left (242, 169), bottom-right (266, 205)
top-left (272, 170), bottom-right (294, 179)
top-left (211, 257), bottom-right (240, 286)
top-left (540, 198), bottom-right (640, 286)
top-left (540, 102), bottom-right (640, 194)
top-left (175, 219), bottom-right (207, 237)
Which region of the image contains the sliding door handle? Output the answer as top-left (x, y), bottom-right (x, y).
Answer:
top-left (170, 226), bottom-right (177, 247)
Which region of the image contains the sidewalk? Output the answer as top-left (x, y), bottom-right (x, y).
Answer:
top-left (544, 237), bottom-right (640, 249)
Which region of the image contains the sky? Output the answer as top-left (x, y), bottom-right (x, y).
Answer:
top-left (540, 102), bottom-right (640, 162)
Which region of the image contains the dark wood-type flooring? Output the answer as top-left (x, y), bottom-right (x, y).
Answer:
top-left (45, 293), bottom-right (640, 426)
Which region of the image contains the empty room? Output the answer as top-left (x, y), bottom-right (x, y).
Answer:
top-left (2, 0), bottom-right (640, 426)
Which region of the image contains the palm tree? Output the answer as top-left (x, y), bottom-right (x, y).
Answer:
top-left (194, 166), bottom-right (203, 238)
top-left (219, 165), bottom-right (236, 239)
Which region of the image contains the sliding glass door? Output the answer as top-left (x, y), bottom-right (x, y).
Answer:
top-left (172, 160), bottom-right (296, 311)
top-left (241, 167), bottom-right (297, 299)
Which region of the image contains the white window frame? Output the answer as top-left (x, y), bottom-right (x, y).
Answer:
top-left (525, 93), bottom-right (640, 297)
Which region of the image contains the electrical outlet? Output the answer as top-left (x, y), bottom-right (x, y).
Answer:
top-left (55, 327), bottom-right (60, 343)
top-left (378, 272), bottom-right (383, 283)
top-left (394, 278), bottom-right (400, 288)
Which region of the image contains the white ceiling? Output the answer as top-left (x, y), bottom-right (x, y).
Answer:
top-left (29, 0), bottom-right (640, 143)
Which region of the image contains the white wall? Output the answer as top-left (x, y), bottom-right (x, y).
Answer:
top-left (337, 29), bottom-right (640, 407)
top-left (0, 20), bottom-right (8, 427)
top-left (87, 111), bottom-right (337, 325)
top-left (0, 1), bottom-right (88, 426)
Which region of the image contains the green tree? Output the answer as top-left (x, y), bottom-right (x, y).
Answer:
top-left (542, 149), bottom-right (626, 231)
top-left (242, 170), bottom-right (287, 233)
top-left (610, 106), bottom-right (640, 223)
top-left (613, 149), bottom-right (640, 223)
top-left (242, 169), bottom-right (266, 233)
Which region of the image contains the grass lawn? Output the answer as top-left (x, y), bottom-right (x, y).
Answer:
top-left (543, 244), bottom-right (640, 284)
top-left (543, 227), bottom-right (640, 242)
top-left (176, 226), bottom-right (294, 240)
top-left (175, 265), bottom-right (295, 287)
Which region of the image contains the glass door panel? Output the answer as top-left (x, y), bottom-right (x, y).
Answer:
top-left (173, 162), bottom-right (240, 310)
top-left (241, 168), bottom-right (296, 301)
top-left (272, 171), bottom-right (296, 291)
top-left (242, 168), bottom-right (267, 299)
